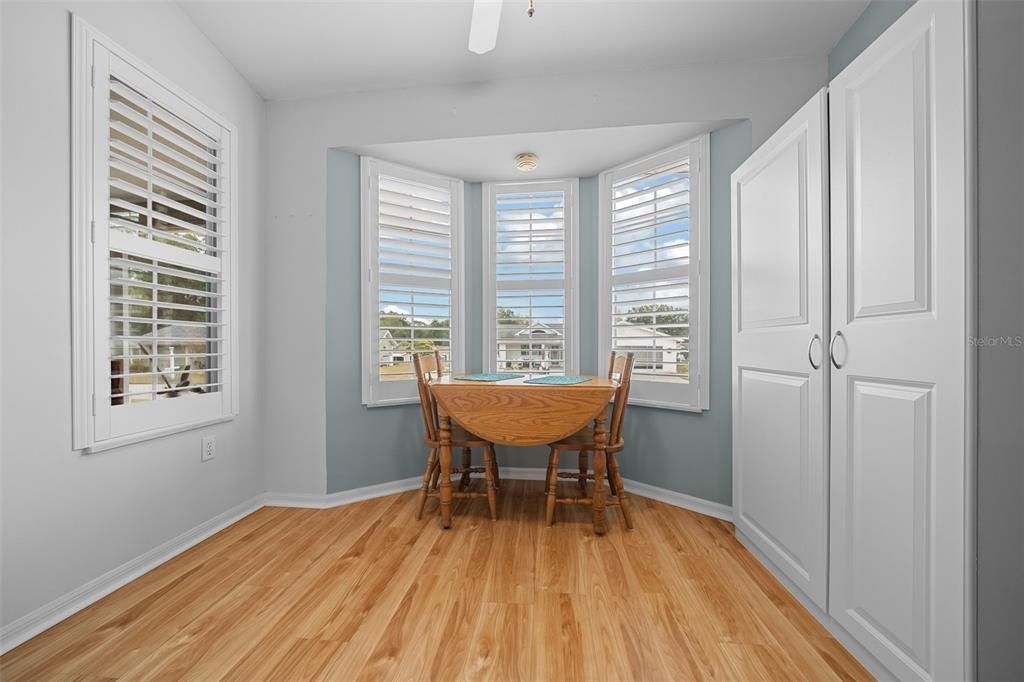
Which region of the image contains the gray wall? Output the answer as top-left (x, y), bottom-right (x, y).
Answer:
top-left (977, 1), bottom-right (1024, 678)
top-left (327, 120), bottom-right (751, 505)
top-left (828, 0), bottom-right (916, 79)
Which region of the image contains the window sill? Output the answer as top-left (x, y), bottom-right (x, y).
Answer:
top-left (82, 415), bottom-right (237, 454)
top-left (628, 397), bottom-right (708, 413)
top-left (363, 397), bottom-right (421, 408)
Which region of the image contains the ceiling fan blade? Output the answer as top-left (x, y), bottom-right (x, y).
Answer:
top-left (468, 0), bottom-right (503, 55)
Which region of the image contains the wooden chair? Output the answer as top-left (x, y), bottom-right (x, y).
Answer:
top-left (573, 352), bottom-right (632, 496)
top-left (544, 352), bottom-right (635, 531)
top-left (413, 351), bottom-right (499, 521)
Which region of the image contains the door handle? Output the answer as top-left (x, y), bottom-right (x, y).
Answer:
top-left (829, 331), bottom-right (846, 370)
top-left (808, 333), bottom-right (822, 370)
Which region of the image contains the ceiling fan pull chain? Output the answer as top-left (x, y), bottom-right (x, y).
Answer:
top-left (528, 0), bottom-right (535, 18)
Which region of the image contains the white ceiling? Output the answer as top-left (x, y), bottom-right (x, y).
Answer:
top-left (179, 0), bottom-right (869, 101)
top-left (344, 120), bottom-right (732, 182)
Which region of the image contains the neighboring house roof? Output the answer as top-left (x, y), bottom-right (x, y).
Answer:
top-left (496, 320), bottom-right (565, 342)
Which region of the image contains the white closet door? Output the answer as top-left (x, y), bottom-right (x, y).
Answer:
top-left (731, 89), bottom-right (829, 609)
top-left (829, 1), bottom-right (970, 679)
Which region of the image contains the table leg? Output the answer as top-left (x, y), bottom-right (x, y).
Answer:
top-left (592, 415), bottom-right (608, 536)
top-left (483, 444), bottom-right (498, 521)
top-left (439, 414), bottom-right (454, 529)
top-left (460, 447), bottom-right (472, 491)
top-left (545, 447), bottom-right (560, 527)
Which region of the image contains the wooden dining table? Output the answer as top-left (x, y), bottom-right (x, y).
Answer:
top-left (428, 375), bottom-right (619, 534)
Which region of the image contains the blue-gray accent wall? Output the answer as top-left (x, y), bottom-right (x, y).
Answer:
top-left (326, 150), bottom-right (428, 492)
top-left (828, 0), bottom-right (916, 79)
top-left (327, 120), bottom-right (751, 503)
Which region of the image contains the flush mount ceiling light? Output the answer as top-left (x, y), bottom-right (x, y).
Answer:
top-left (515, 152), bottom-right (539, 172)
top-left (468, 0), bottom-right (535, 55)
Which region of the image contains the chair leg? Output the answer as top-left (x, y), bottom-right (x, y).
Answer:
top-left (545, 448), bottom-right (560, 526)
top-left (578, 451), bottom-right (588, 492)
top-left (608, 453), bottom-right (634, 530)
top-left (483, 445), bottom-right (498, 521)
top-left (417, 448), bottom-right (437, 520)
top-left (544, 451), bottom-right (553, 490)
top-left (492, 447), bottom-right (501, 490)
top-left (460, 447), bottom-right (472, 491)
top-left (430, 458), bottom-right (441, 490)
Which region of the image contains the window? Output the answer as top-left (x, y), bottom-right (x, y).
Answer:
top-left (598, 137), bottom-right (709, 411)
top-left (361, 158), bottom-right (464, 406)
top-left (72, 18), bottom-right (238, 451)
top-left (483, 180), bottom-right (579, 375)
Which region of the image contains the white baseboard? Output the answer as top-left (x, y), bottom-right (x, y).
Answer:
top-left (496, 467), bottom-right (734, 521)
top-left (621, 478), bottom-right (733, 521)
top-left (497, 466), bottom-right (553, 481)
top-left (735, 530), bottom-right (893, 681)
top-left (0, 493), bottom-right (265, 656)
top-left (264, 476), bottom-right (422, 509)
top-left (264, 468), bottom-right (733, 525)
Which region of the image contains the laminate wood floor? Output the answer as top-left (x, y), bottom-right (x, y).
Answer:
top-left (0, 481), bottom-right (870, 681)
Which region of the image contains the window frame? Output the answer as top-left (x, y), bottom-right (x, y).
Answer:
top-left (598, 136), bottom-right (710, 411)
top-left (482, 179), bottom-right (580, 376)
top-left (360, 157), bottom-right (466, 407)
top-left (71, 16), bottom-right (240, 453)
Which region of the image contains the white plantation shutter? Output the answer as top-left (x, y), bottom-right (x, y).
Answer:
top-left (599, 138), bottom-right (708, 410)
top-left (610, 158), bottom-right (691, 378)
top-left (484, 180), bottom-right (578, 375)
top-left (362, 159), bottom-right (464, 406)
top-left (73, 22), bottom-right (238, 449)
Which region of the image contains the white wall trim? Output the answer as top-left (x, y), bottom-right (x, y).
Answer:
top-left (263, 468), bottom-right (733, 520)
top-left (621, 477), bottom-right (732, 521)
top-left (476, 467), bottom-right (733, 521)
top-left (70, 14), bottom-right (94, 450)
top-left (265, 476), bottom-right (423, 509)
top-left (263, 468), bottom-right (733, 524)
top-left (0, 493), bottom-right (264, 656)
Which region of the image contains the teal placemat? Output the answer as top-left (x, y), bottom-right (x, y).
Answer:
top-left (523, 375), bottom-right (592, 385)
top-left (455, 373), bottom-right (525, 382)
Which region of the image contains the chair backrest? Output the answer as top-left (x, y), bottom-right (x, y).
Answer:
top-left (608, 352), bottom-right (635, 445)
top-left (412, 350), bottom-right (444, 442)
top-left (607, 351), bottom-right (629, 381)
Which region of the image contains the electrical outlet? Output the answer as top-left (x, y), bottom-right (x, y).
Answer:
top-left (201, 435), bottom-right (216, 462)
